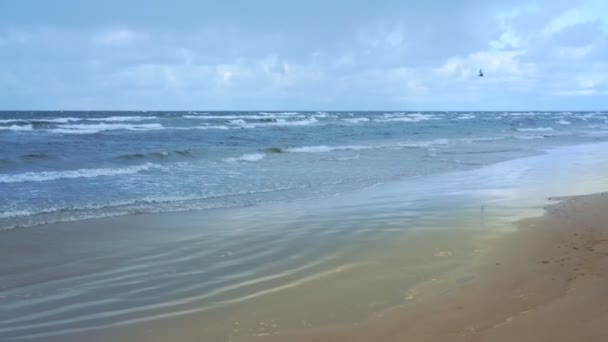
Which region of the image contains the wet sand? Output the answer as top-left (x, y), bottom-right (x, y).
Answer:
top-left (111, 192), bottom-right (608, 342)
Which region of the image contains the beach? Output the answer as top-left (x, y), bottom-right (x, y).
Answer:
top-left (41, 194), bottom-right (608, 342)
top-left (3, 136), bottom-right (608, 341)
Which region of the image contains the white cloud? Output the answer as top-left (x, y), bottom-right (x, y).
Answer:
top-left (94, 28), bottom-right (140, 45)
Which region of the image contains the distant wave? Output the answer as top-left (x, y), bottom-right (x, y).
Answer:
top-left (0, 116), bottom-right (157, 124)
top-left (509, 112), bottom-right (536, 117)
top-left (556, 120), bottom-right (571, 125)
top-left (342, 117), bottom-right (370, 123)
top-left (374, 113), bottom-right (440, 123)
top-left (0, 124), bottom-right (33, 131)
top-left (266, 139), bottom-right (451, 154)
top-left (514, 135), bottom-right (545, 140)
top-left (456, 114), bottom-right (476, 120)
top-left (516, 127), bottom-right (554, 132)
top-left (259, 111), bottom-right (301, 115)
top-left (224, 153), bottom-right (266, 162)
top-left (280, 145), bottom-right (372, 153)
top-left (0, 117), bottom-right (81, 124)
top-left (0, 163), bottom-right (159, 183)
top-left (52, 123), bottom-right (164, 134)
top-left (183, 113), bottom-right (306, 120)
top-left (87, 116), bottom-right (159, 122)
top-left (118, 150), bottom-right (195, 161)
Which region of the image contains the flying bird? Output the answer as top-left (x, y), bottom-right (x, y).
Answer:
top-left (478, 69), bottom-right (484, 77)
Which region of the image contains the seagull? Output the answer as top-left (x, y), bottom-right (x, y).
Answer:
top-left (478, 69), bottom-right (484, 77)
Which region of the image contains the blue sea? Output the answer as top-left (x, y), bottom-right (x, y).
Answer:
top-left (1, 111), bottom-right (607, 231)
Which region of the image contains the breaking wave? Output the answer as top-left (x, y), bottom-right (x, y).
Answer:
top-left (51, 123), bottom-right (165, 134)
top-left (0, 163), bottom-right (159, 183)
top-left (224, 153), bottom-right (266, 163)
top-left (516, 127), bottom-right (554, 132)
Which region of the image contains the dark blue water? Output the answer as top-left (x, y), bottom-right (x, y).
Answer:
top-left (1, 111), bottom-right (608, 230)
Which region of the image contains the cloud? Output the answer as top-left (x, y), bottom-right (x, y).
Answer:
top-left (94, 28), bottom-right (141, 46)
top-left (0, 1), bottom-right (606, 110)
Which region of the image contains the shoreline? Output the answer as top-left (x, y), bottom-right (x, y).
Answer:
top-left (251, 192), bottom-right (608, 342)
top-left (38, 192), bottom-right (608, 342)
top-left (95, 192), bottom-right (608, 342)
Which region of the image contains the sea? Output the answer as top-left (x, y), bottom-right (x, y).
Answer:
top-left (3, 111), bottom-right (608, 341)
top-left (1, 110), bottom-right (607, 231)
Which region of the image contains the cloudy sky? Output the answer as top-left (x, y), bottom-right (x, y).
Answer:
top-left (0, 0), bottom-right (607, 110)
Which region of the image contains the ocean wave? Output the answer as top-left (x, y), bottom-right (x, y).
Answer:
top-left (0, 163), bottom-right (159, 183)
top-left (374, 113), bottom-right (440, 123)
top-left (556, 120), bottom-right (571, 125)
top-left (342, 117), bottom-right (370, 123)
top-left (259, 112), bottom-right (301, 115)
top-left (51, 123), bottom-right (164, 134)
top-left (456, 114), bottom-right (476, 120)
top-left (509, 112), bottom-right (536, 117)
top-left (226, 117), bottom-right (320, 129)
top-left (516, 127), bottom-right (554, 132)
top-left (0, 117), bottom-right (81, 124)
top-left (281, 145), bottom-right (372, 153)
top-left (118, 150), bottom-right (195, 161)
top-left (87, 116), bottom-right (159, 122)
top-left (0, 185), bottom-right (309, 231)
top-left (0, 195), bottom-right (200, 220)
top-left (224, 153), bottom-right (266, 162)
top-left (183, 113), bottom-right (306, 120)
top-left (0, 124), bottom-right (33, 131)
top-left (267, 139), bottom-right (451, 154)
top-left (514, 135), bottom-right (545, 140)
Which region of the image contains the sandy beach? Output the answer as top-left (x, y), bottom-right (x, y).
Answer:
top-left (50, 192), bottom-right (608, 342)
top-left (254, 193), bottom-right (608, 342)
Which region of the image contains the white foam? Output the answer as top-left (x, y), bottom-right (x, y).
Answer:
top-left (52, 123), bottom-right (164, 134)
top-left (258, 112), bottom-right (300, 115)
top-left (228, 117), bottom-right (319, 129)
top-left (0, 209), bottom-right (39, 219)
top-left (228, 119), bottom-right (248, 125)
top-left (184, 113), bottom-right (306, 120)
top-left (514, 135), bottom-right (545, 140)
top-left (456, 114), bottom-right (476, 120)
top-left (283, 139), bottom-right (450, 153)
top-left (342, 117), bottom-right (370, 123)
top-left (397, 138), bottom-right (450, 148)
top-left (285, 145), bottom-right (371, 153)
top-left (510, 112), bottom-right (536, 117)
top-left (87, 116), bottom-right (158, 122)
top-left (556, 120), bottom-right (571, 125)
top-left (375, 113), bottom-right (440, 123)
top-left (224, 153), bottom-right (266, 163)
top-left (516, 127), bottom-right (554, 132)
top-left (193, 125), bottom-right (230, 130)
top-left (0, 124), bottom-right (33, 131)
top-left (0, 163), bottom-right (159, 183)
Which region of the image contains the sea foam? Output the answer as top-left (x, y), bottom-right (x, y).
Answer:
top-left (0, 163), bottom-right (159, 183)
top-left (52, 123), bottom-right (164, 134)
top-left (224, 153), bottom-right (266, 163)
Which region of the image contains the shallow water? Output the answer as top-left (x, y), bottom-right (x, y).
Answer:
top-left (2, 142), bottom-right (608, 340)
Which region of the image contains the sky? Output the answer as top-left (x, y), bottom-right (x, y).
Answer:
top-left (0, 0), bottom-right (607, 110)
